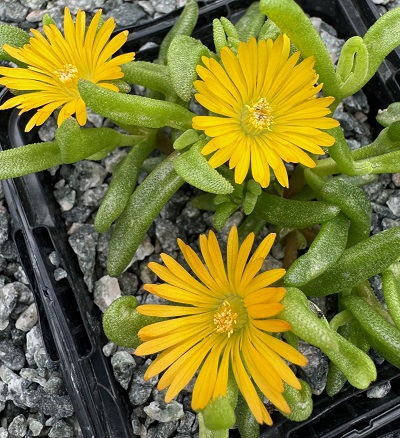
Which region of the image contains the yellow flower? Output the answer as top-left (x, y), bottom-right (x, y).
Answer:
top-left (0, 7), bottom-right (135, 132)
top-left (192, 35), bottom-right (339, 188)
top-left (135, 227), bottom-right (307, 425)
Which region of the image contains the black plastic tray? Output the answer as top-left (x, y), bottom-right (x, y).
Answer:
top-left (1, 1), bottom-right (400, 437)
top-left (0, 94), bottom-right (133, 437)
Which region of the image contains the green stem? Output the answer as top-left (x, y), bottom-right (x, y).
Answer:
top-left (329, 309), bottom-right (353, 332)
top-left (353, 281), bottom-right (393, 324)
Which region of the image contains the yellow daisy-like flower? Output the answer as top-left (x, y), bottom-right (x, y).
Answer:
top-left (192, 35), bottom-right (340, 188)
top-left (0, 7), bottom-right (135, 132)
top-left (135, 226), bottom-right (307, 425)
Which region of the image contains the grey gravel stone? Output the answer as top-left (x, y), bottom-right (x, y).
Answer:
top-left (144, 400), bottom-right (185, 422)
top-left (54, 186), bottom-right (76, 212)
top-left (27, 417), bottom-right (44, 436)
top-left (129, 361), bottom-right (159, 406)
top-left (131, 234), bottom-right (155, 264)
top-left (104, 3), bottom-right (146, 27)
top-left (387, 192), bottom-right (400, 216)
top-left (102, 342), bottom-right (118, 357)
top-left (34, 347), bottom-right (54, 370)
top-left (0, 365), bottom-right (30, 396)
top-left (68, 161), bottom-right (108, 192)
top-left (49, 251), bottom-right (61, 267)
top-left (62, 204), bottom-right (94, 224)
top-left (1, 239), bottom-right (18, 261)
top-left (43, 376), bottom-right (64, 394)
top-left (94, 275), bottom-right (121, 312)
top-left (48, 419), bottom-right (74, 437)
top-left (0, 207), bottom-right (9, 245)
top-left (19, 0), bottom-right (47, 9)
top-left (147, 420), bottom-right (178, 438)
top-left (382, 217), bottom-right (400, 230)
top-left (111, 351), bottom-right (136, 390)
top-left (15, 282), bottom-right (34, 305)
top-left (25, 325), bottom-right (44, 366)
top-left (177, 411), bottom-right (196, 434)
top-left (0, 340), bottom-right (25, 371)
top-left (0, 2), bottom-right (28, 22)
top-left (80, 185), bottom-right (108, 207)
top-left (139, 259), bottom-right (158, 284)
top-left (53, 268), bottom-right (68, 281)
top-left (15, 303), bottom-right (38, 332)
top-left (343, 91), bottom-right (370, 114)
top-left (367, 381), bottom-right (391, 398)
top-left (152, 0), bottom-right (177, 14)
top-left (68, 224), bottom-right (99, 291)
top-left (155, 218), bottom-right (180, 252)
top-left (320, 30), bottom-right (344, 64)
top-left (0, 283), bottom-right (18, 330)
top-left (118, 271), bottom-right (139, 296)
top-left (129, 381), bottom-right (154, 406)
top-left (22, 387), bottom-right (74, 418)
top-left (19, 368), bottom-right (47, 386)
top-left (13, 265), bottom-right (30, 285)
top-left (8, 414), bottom-right (27, 437)
top-left (297, 341), bottom-right (329, 395)
top-left (392, 173), bottom-right (400, 187)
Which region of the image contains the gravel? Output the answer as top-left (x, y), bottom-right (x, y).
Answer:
top-left (0, 1), bottom-right (398, 437)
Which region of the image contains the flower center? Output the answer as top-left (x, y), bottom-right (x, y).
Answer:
top-left (54, 64), bottom-right (79, 83)
top-left (213, 297), bottom-right (247, 337)
top-left (245, 97), bottom-right (274, 130)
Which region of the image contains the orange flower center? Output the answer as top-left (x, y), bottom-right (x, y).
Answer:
top-left (54, 64), bottom-right (78, 83)
top-left (213, 297), bottom-right (247, 337)
top-left (246, 97), bottom-right (274, 130)
top-left (214, 300), bottom-right (237, 337)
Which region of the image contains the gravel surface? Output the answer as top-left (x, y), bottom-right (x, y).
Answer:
top-left (0, 2), bottom-right (399, 438)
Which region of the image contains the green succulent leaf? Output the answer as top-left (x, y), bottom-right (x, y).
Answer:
top-left (376, 102), bottom-right (400, 127)
top-left (319, 178), bottom-right (372, 246)
top-left (173, 129), bottom-right (201, 150)
top-left (235, 393), bottom-right (259, 438)
top-left (167, 35), bottom-right (210, 101)
top-left (158, 0), bottom-right (199, 65)
top-left (102, 296), bottom-right (161, 348)
top-left (56, 117), bottom-right (128, 163)
top-left (214, 203), bottom-right (239, 231)
top-left (382, 263), bottom-right (400, 330)
top-left (343, 294), bottom-right (400, 369)
top-left (174, 140), bottom-right (234, 194)
top-left (234, 2), bottom-right (265, 42)
top-left (362, 7), bottom-right (400, 89)
top-left (95, 131), bottom-right (157, 233)
top-left (335, 36), bottom-right (368, 98)
top-left (0, 24), bottom-right (30, 66)
top-left (213, 18), bottom-right (228, 53)
top-left (0, 141), bottom-right (61, 179)
top-left (300, 227), bottom-right (400, 296)
top-left (285, 213), bottom-right (349, 287)
top-left (78, 79), bottom-right (194, 131)
top-left (280, 288), bottom-right (377, 389)
top-left (107, 152), bottom-right (184, 276)
top-left (121, 61), bottom-right (173, 97)
top-left (281, 380), bottom-right (313, 422)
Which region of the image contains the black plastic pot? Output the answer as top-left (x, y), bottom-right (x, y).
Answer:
top-left (1, 1), bottom-right (400, 437)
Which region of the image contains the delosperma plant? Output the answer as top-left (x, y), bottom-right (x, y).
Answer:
top-left (1, 0), bottom-right (400, 436)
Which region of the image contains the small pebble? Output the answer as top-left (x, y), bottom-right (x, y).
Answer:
top-left (15, 303), bottom-right (38, 332)
top-left (111, 351), bottom-right (136, 390)
top-left (367, 381), bottom-right (391, 398)
top-left (94, 275), bottom-right (121, 312)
